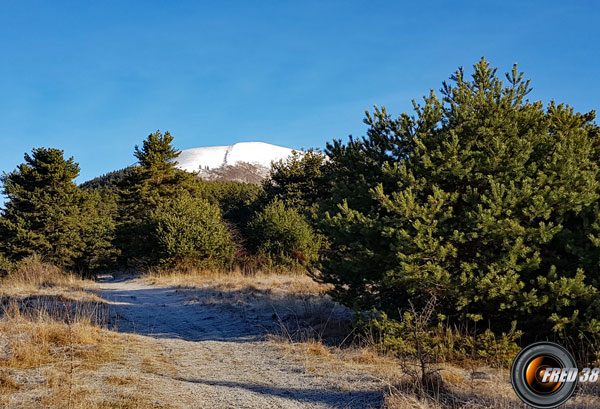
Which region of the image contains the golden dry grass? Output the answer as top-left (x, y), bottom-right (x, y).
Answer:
top-left (275, 338), bottom-right (600, 409)
top-left (0, 261), bottom-right (177, 409)
top-left (5, 264), bottom-right (598, 408)
top-left (0, 309), bottom-right (176, 408)
top-left (145, 268), bottom-right (331, 295)
top-left (0, 302), bottom-right (118, 369)
top-left (0, 258), bottom-right (102, 303)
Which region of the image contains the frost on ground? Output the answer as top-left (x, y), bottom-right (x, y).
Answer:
top-left (2, 271), bottom-right (599, 408)
top-left (100, 277), bottom-right (385, 409)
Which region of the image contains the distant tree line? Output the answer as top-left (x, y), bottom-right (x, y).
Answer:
top-left (0, 130), bottom-right (318, 275)
top-left (2, 58), bottom-right (600, 350)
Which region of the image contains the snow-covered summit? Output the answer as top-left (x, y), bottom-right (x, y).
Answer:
top-left (174, 142), bottom-right (295, 173)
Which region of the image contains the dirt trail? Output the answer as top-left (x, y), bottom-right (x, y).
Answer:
top-left (100, 277), bottom-right (384, 409)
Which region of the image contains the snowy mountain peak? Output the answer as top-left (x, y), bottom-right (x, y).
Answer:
top-left (175, 142), bottom-right (295, 173)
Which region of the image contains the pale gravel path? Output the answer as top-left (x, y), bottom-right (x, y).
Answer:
top-left (100, 277), bottom-right (385, 409)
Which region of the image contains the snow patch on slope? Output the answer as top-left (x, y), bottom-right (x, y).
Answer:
top-left (175, 142), bottom-right (295, 173)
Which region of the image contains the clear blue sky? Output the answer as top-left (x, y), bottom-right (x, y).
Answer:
top-left (0, 0), bottom-right (598, 187)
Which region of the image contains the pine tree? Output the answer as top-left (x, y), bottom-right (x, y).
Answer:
top-left (115, 130), bottom-right (203, 266)
top-left (321, 58), bottom-right (600, 338)
top-left (150, 193), bottom-right (235, 268)
top-left (134, 130), bottom-right (181, 184)
top-left (263, 149), bottom-right (328, 212)
top-left (247, 199), bottom-right (321, 268)
top-left (0, 148), bottom-right (114, 273)
top-left (77, 188), bottom-right (119, 273)
top-left (201, 180), bottom-right (263, 230)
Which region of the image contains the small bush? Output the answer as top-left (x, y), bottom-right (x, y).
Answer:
top-left (358, 308), bottom-right (522, 368)
top-left (6, 255), bottom-right (67, 287)
top-left (247, 200), bottom-right (321, 269)
top-left (150, 194), bottom-right (235, 268)
top-left (0, 253), bottom-right (13, 276)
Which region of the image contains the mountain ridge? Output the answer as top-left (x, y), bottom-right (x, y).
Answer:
top-left (174, 141), bottom-right (295, 173)
top-left (81, 141), bottom-right (296, 188)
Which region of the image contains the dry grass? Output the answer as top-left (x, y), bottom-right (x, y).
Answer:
top-left (145, 268), bottom-right (331, 295)
top-left (0, 302), bottom-right (117, 369)
top-left (185, 271), bottom-right (596, 409)
top-left (140, 350), bottom-right (178, 377)
top-left (0, 369), bottom-right (23, 392)
top-left (275, 338), bottom-right (600, 408)
top-left (274, 339), bottom-right (600, 409)
top-left (0, 303), bottom-right (139, 408)
top-left (105, 375), bottom-right (137, 386)
top-left (0, 261), bottom-right (177, 408)
top-left (0, 316), bottom-right (176, 409)
top-left (8, 264), bottom-right (596, 408)
top-left (1, 258), bottom-right (102, 303)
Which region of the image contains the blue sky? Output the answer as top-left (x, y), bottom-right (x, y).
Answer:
top-left (0, 1), bottom-right (599, 187)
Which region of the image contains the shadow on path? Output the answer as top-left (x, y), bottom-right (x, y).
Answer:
top-left (100, 280), bottom-right (273, 342)
top-left (98, 277), bottom-right (386, 409)
top-left (174, 377), bottom-right (384, 409)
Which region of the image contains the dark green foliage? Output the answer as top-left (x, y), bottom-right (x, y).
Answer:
top-left (320, 58), bottom-right (600, 339)
top-left (80, 167), bottom-right (135, 190)
top-left (124, 130), bottom-right (202, 211)
top-left (0, 252), bottom-right (13, 276)
top-left (264, 150), bottom-right (328, 212)
top-left (247, 200), bottom-right (320, 268)
top-left (260, 150), bottom-right (329, 263)
top-left (201, 180), bottom-right (263, 229)
top-left (359, 310), bottom-right (522, 368)
top-left (0, 148), bottom-right (114, 273)
top-left (76, 189), bottom-right (119, 272)
top-left (134, 130), bottom-right (181, 174)
top-left (150, 194), bottom-right (235, 268)
top-left (115, 130), bottom-right (203, 266)
top-left (0, 148), bottom-right (81, 264)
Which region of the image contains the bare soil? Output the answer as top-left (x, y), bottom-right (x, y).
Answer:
top-left (100, 277), bottom-right (385, 409)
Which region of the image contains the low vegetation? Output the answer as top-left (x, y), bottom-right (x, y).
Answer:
top-left (150, 193), bottom-right (235, 268)
top-left (145, 268), bottom-right (329, 295)
top-left (0, 261), bottom-right (180, 408)
top-left (144, 268), bottom-right (600, 408)
top-left (247, 199), bottom-right (321, 269)
top-left (0, 258), bottom-right (598, 407)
